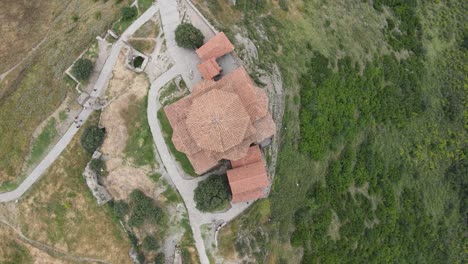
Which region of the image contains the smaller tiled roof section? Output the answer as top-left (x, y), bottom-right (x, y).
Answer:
top-left (231, 145), bottom-right (262, 168)
top-left (198, 58), bottom-right (221, 80)
top-left (227, 161), bottom-right (269, 203)
top-left (196, 32), bottom-right (234, 61)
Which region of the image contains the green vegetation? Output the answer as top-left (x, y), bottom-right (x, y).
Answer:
top-left (113, 6), bottom-right (138, 34)
top-left (121, 6), bottom-right (137, 21)
top-left (179, 216), bottom-right (200, 263)
top-left (194, 175), bottom-right (231, 212)
top-left (111, 200), bottom-right (130, 219)
top-left (72, 58), bottom-right (94, 81)
top-left (59, 111), bottom-right (68, 121)
top-left (162, 184), bottom-right (182, 203)
top-left (128, 39), bottom-right (156, 54)
top-left (128, 189), bottom-right (165, 227)
top-left (175, 23), bottom-right (204, 49)
top-left (108, 189), bottom-right (169, 262)
top-left (80, 125), bottom-right (106, 153)
top-left (133, 20), bottom-right (159, 38)
top-left (14, 112), bottom-right (131, 262)
top-left (138, 0), bottom-right (153, 12)
top-left (202, 0), bottom-right (467, 262)
top-left (157, 109), bottom-right (196, 176)
top-left (133, 56), bottom-right (144, 68)
top-left (154, 253), bottom-right (165, 264)
top-left (142, 235), bottom-right (159, 251)
top-left (89, 158), bottom-right (106, 177)
top-left (0, 0), bottom-right (123, 183)
top-left (122, 95), bottom-right (156, 167)
top-left (159, 78), bottom-right (190, 106)
top-left (28, 118), bottom-right (57, 165)
top-left (2, 241), bottom-right (32, 264)
top-left (148, 172), bottom-right (161, 182)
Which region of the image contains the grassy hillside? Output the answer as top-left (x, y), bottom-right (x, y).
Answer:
top-left (196, 0), bottom-right (466, 263)
top-left (0, 112), bottom-right (132, 263)
top-left (0, 0), bottom-right (131, 183)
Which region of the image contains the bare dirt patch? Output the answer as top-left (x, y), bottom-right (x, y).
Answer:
top-left (105, 164), bottom-right (155, 200)
top-left (100, 50), bottom-right (154, 200)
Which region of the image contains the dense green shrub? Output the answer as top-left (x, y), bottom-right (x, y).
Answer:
top-left (154, 253), bottom-right (165, 264)
top-left (194, 175), bottom-right (231, 212)
top-left (299, 49), bottom-right (425, 159)
top-left (121, 6), bottom-right (137, 21)
top-left (112, 200), bottom-right (129, 219)
top-left (175, 23), bottom-right (204, 49)
top-left (142, 236), bottom-right (159, 251)
top-left (80, 126), bottom-right (105, 153)
top-left (128, 190), bottom-right (164, 227)
top-left (89, 158), bottom-right (106, 176)
top-left (72, 58), bottom-right (94, 81)
top-left (279, 0), bottom-right (288, 11)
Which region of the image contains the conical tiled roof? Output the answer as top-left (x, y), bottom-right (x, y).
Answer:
top-left (164, 67), bottom-right (276, 174)
top-left (186, 89), bottom-right (250, 153)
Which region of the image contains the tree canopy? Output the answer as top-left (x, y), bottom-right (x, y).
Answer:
top-left (128, 190), bottom-right (164, 227)
top-left (121, 6), bottom-right (137, 21)
top-left (80, 126), bottom-right (105, 154)
top-left (175, 23), bottom-right (204, 49)
top-left (194, 175), bottom-right (231, 211)
top-left (72, 58), bottom-right (94, 81)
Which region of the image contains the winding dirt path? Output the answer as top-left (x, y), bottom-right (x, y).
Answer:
top-left (0, 37), bottom-right (47, 82)
top-left (0, 219), bottom-right (111, 264)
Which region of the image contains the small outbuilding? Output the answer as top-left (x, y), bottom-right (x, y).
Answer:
top-left (195, 32), bottom-right (234, 61)
top-left (227, 145), bottom-right (269, 203)
top-left (198, 57), bottom-right (222, 80)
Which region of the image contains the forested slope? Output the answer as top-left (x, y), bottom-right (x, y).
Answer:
top-left (194, 0), bottom-right (466, 263)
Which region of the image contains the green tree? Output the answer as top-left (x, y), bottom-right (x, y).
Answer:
top-left (194, 175), bottom-right (231, 211)
top-left (80, 126), bottom-right (105, 153)
top-left (111, 200), bottom-right (129, 218)
top-left (175, 23), bottom-right (204, 49)
top-left (121, 6), bottom-right (137, 21)
top-left (128, 190), bottom-right (164, 227)
top-left (72, 58), bottom-right (94, 81)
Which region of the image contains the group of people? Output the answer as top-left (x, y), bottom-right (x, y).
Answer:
top-left (74, 116), bottom-right (83, 128)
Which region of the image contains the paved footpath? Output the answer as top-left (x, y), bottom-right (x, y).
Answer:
top-left (148, 1), bottom-right (253, 263)
top-left (1, 2), bottom-right (253, 263)
top-left (0, 5), bottom-right (159, 203)
top-left (148, 67), bottom-right (250, 264)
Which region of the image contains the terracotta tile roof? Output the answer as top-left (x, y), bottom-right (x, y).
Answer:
top-left (187, 151), bottom-right (219, 174)
top-left (227, 161), bottom-right (268, 203)
top-left (163, 67), bottom-right (276, 174)
top-left (230, 145), bottom-right (262, 168)
top-left (231, 188), bottom-right (265, 203)
top-left (196, 32), bottom-right (234, 61)
top-left (198, 58), bottom-right (221, 80)
top-left (186, 89), bottom-right (250, 153)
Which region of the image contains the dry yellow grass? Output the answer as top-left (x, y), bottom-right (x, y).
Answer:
top-left (0, 113), bottom-right (132, 263)
top-left (0, 0), bottom-right (131, 184)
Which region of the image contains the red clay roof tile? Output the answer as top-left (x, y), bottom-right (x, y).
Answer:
top-left (198, 58), bottom-right (221, 80)
top-left (227, 161), bottom-right (269, 203)
top-left (196, 32), bottom-right (234, 61)
top-left (164, 66), bottom-right (276, 174)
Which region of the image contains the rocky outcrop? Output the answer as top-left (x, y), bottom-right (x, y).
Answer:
top-left (83, 151), bottom-right (112, 205)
